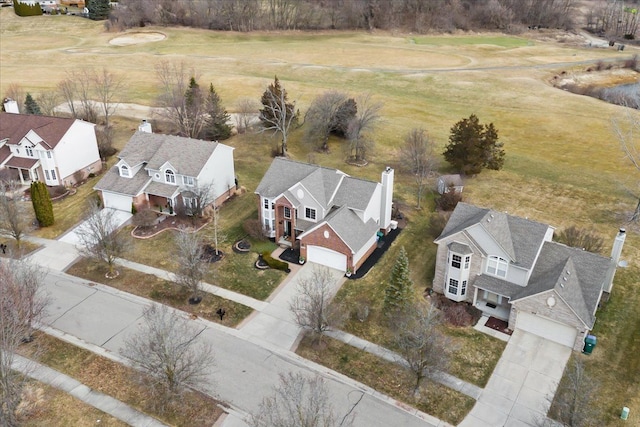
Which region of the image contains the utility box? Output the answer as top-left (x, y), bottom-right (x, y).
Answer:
top-left (621, 406), bottom-right (630, 420)
top-left (583, 335), bottom-right (597, 354)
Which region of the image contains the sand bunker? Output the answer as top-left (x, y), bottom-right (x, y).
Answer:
top-left (109, 32), bottom-right (166, 46)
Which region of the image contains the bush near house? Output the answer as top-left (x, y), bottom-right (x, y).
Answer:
top-left (30, 181), bottom-right (54, 227)
top-left (12, 0), bottom-right (42, 16)
top-left (261, 251), bottom-right (289, 272)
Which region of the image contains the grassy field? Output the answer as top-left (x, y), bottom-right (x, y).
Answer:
top-left (2, 8), bottom-right (639, 424)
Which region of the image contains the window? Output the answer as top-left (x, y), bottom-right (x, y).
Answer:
top-left (464, 256), bottom-right (470, 269)
top-left (487, 256), bottom-right (508, 278)
top-left (284, 206), bottom-right (291, 219)
top-left (271, 219), bottom-right (275, 230)
top-left (26, 147), bottom-right (33, 157)
top-left (120, 165), bottom-right (130, 177)
top-left (448, 278), bottom-right (459, 294)
top-left (45, 170), bottom-right (50, 180)
top-left (451, 254), bottom-right (462, 269)
top-left (50, 170), bottom-right (56, 180)
top-left (305, 207), bottom-right (316, 220)
top-left (47, 151), bottom-right (52, 159)
top-left (182, 176), bottom-right (194, 186)
top-left (264, 218), bottom-right (270, 230)
top-left (165, 169), bottom-right (175, 184)
top-left (264, 198), bottom-right (269, 209)
top-left (461, 280), bottom-right (467, 296)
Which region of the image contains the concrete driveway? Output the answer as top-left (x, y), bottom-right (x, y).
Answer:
top-left (459, 329), bottom-right (572, 427)
top-left (58, 208), bottom-right (132, 246)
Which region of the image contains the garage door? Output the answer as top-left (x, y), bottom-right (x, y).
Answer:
top-left (515, 312), bottom-right (578, 348)
top-left (307, 246), bottom-right (347, 271)
top-left (102, 192), bottom-right (133, 212)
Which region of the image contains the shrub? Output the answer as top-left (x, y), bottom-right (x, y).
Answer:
top-left (132, 209), bottom-right (157, 229)
top-left (556, 226), bottom-right (604, 254)
top-left (73, 169), bottom-right (85, 185)
top-left (243, 218), bottom-right (267, 241)
top-left (261, 251), bottom-right (289, 272)
top-left (13, 0), bottom-right (42, 16)
top-left (30, 181), bottom-right (54, 227)
top-left (131, 203), bottom-right (137, 215)
top-left (436, 188), bottom-right (462, 211)
top-left (428, 212), bottom-right (451, 238)
top-left (432, 294), bottom-right (482, 327)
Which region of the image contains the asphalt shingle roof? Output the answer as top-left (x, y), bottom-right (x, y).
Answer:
top-left (333, 176), bottom-right (378, 211)
top-left (324, 206), bottom-right (380, 253)
top-left (94, 165), bottom-right (150, 196)
top-left (0, 112), bottom-right (77, 149)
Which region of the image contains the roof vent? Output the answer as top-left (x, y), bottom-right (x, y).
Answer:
top-left (566, 270), bottom-right (571, 275)
top-left (560, 283), bottom-right (565, 288)
top-left (563, 276), bottom-right (568, 281)
top-left (490, 214), bottom-right (494, 218)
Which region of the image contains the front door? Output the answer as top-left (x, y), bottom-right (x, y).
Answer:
top-left (284, 220), bottom-right (291, 237)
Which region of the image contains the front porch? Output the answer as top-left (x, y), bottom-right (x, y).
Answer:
top-left (474, 288), bottom-right (511, 321)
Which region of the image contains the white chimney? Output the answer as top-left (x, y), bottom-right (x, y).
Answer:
top-left (380, 166), bottom-right (394, 233)
top-left (138, 119), bottom-right (152, 133)
top-left (604, 228), bottom-right (626, 293)
top-left (3, 98), bottom-right (19, 114)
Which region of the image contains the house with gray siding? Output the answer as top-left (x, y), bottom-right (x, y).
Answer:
top-left (433, 202), bottom-right (626, 350)
top-left (255, 158), bottom-right (394, 273)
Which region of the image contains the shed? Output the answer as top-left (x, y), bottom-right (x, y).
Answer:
top-left (437, 174), bottom-right (464, 195)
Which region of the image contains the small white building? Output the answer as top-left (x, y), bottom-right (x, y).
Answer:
top-left (0, 111), bottom-right (102, 186)
top-left (437, 174), bottom-right (464, 195)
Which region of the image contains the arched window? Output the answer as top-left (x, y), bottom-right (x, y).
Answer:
top-left (165, 169), bottom-right (175, 184)
top-left (120, 165), bottom-right (130, 177)
top-left (487, 256), bottom-right (508, 278)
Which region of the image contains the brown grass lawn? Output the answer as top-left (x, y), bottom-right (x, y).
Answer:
top-left (18, 333), bottom-right (223, 427)
top-left (21, 381), bottom-right (127, 427)
top-left (66, 258), bottom-right (254, 326)
top-left (297, 335), bottom-right (476, 425)
top-left (3, 8), bottom-right (639, 423)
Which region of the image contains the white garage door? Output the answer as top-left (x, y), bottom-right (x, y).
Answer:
top-left (516, 312), bottom-right (578, 348)
top-left (102, 192), bottom-right (133, 212)
top-left (307, 246), bottom-right (347, 271)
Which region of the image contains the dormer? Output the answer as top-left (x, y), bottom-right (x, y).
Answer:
top-left (115, 159), bottom-right (134, 178)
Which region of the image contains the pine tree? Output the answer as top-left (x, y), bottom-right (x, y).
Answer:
top-left (183, 77), bottom-right (205, 138)
top-left (203, 83), bottom-right (232, 140)
top-left (443, 114), bottom-right (504, 175)
top-left (30, 181), bottom-right (54, 227)
top-left (384, 247), bottom-right (414, 314)
top-left (86, 0), bottom-right (110, 20)
top-left (24, 93), bottom-right (42, 115)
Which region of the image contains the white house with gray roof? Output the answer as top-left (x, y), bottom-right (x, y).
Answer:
top-left (95, 128), bottom-right (235, 214)
top-left (255, 158), bottom-right (394, 273)
top-left (433, 202), bottom-right (626, 350)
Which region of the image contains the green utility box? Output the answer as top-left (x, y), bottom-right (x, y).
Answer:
top-left (621, 406), bottom-right (630, 420)
top-left (583, 334), bottom-right (597, 354)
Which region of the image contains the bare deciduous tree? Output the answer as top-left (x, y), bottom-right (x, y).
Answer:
top-left (75, 199), bottom-right (129, 278)
top-left (4, 83), bottom-right (26, 113)
top-left (36, 90), bottom-right (60, 117)
top-left (304, 91), bottom-right (349, 151)
top-left (251, 372), bottom-right (356, 427)
top-left (58, 77), bottom-right (78, 118)
top-left (0, 180), bottom-right (29, 249)
top-left (400, 128), bottom-right (437, 209)
top-left (0, 260), bottom-right (47, 425)
top-left (613, 111), bottom-right (640, 222)
top-left (174, 228), bottom-right (207, 302)
top-left (92, 67), bottom-right (124, 128)
top-left (346, 93), bottom-right (382, 163)
top-left (259, 77), bottom-right (298, 156)
top-left (556, 226), bottom-right (604, 254)
top-left (235, 97), bottom-right (259, 133)
top-left (289, 266), bottom-right (347, 344)
top-left (73, 69), bottom-right (99, 123)
top-left (394, 303), bottom-right (451, 395)
top-left (548, 358), bottom-right (603, 427)
top-left (120, 304), bottom-right (214, 411)
top-left (154, 61), bottom-right (203, 138)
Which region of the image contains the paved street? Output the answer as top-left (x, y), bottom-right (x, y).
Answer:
top-left (39, 269), bottom-right (446, 427)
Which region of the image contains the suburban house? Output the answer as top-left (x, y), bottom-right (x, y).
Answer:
top-left (0, 110), bottom-right (102, 187)
top-left (95, 123), bottom-right (236, 214)
top-left (255, 158), bottom-right (395, 273)
top-left (433, 202), bottom-right (626, 350)
top-left (436, 174), bottom-right (464, 195)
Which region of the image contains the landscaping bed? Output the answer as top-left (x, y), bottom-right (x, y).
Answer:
top-left (296, 335), bottom-right (475, 426)
top-left (66, 258), bottom-right (253, 327)
top-left (18, 333), bottom-right (223, 427)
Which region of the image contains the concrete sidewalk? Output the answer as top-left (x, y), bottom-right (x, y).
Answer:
top-left (12, 354), bottom-right (167, 427)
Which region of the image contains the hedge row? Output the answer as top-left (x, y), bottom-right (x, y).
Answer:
top-left (13, 0), bottom-right (43, 16)
top-left (261, 251), bottom-right (290, 272)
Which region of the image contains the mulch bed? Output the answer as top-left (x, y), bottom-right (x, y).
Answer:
top-left (255, 255), bottom-right (270, 270)
top-left (278, 247), bottom-right (300, 263)
top-left (132, 215), bottom-right (209, 238)
top-left (347, 225), bottom-right (403, 279)
top-left (232, 239), bottom-right (251, 254)
top-left (201, 245), bottom-right (224, 263)
top-left (485, 316), bottom-right (512, 335)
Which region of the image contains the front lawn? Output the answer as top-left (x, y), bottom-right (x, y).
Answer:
top-left (66, 258), bottom-right (254, 326)
top-left (18, 333), bottom-right (223, 427)
top-left (297, 335), bottom-right (476, 426)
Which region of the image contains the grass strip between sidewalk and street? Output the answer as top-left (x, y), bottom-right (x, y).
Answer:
top-left (296, 335), bottom-right (475, 426)
top-left (66, 258), bottom-right (254, 327)
top-left (18, 332), bottom-right (223, 427)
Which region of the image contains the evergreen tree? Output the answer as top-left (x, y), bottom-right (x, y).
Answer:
top-left (183, 77), bottom-right (205, 138)
top-left (259, 76), bottom-right (297, 129)
top-left (24, 93), bottom-right (42, 115)
top-left (30, 181), bottom-right (54, 227)
top-left (331, 97), bottom-right (357, 137)
top-left (203, 83), bottom-right (232, 140)
top-left (86, 0), bottom-right (110, 20)
top-left (443, 114), bottom-right (504, 175)
top-left (384, 247), bottom-right (414, 314)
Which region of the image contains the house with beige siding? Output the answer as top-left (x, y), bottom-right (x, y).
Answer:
top-left (433, 202), bottom-right (626, 350)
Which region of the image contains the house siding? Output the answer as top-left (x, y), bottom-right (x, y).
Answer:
top-left (433, 233), bottom-right (484, 303)
top-left (511, 292), bottom-right (589, 351)
top-left (300, 224), bottom-right (354, 271)
top-left (51, 120), bottom-right (101, 183)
